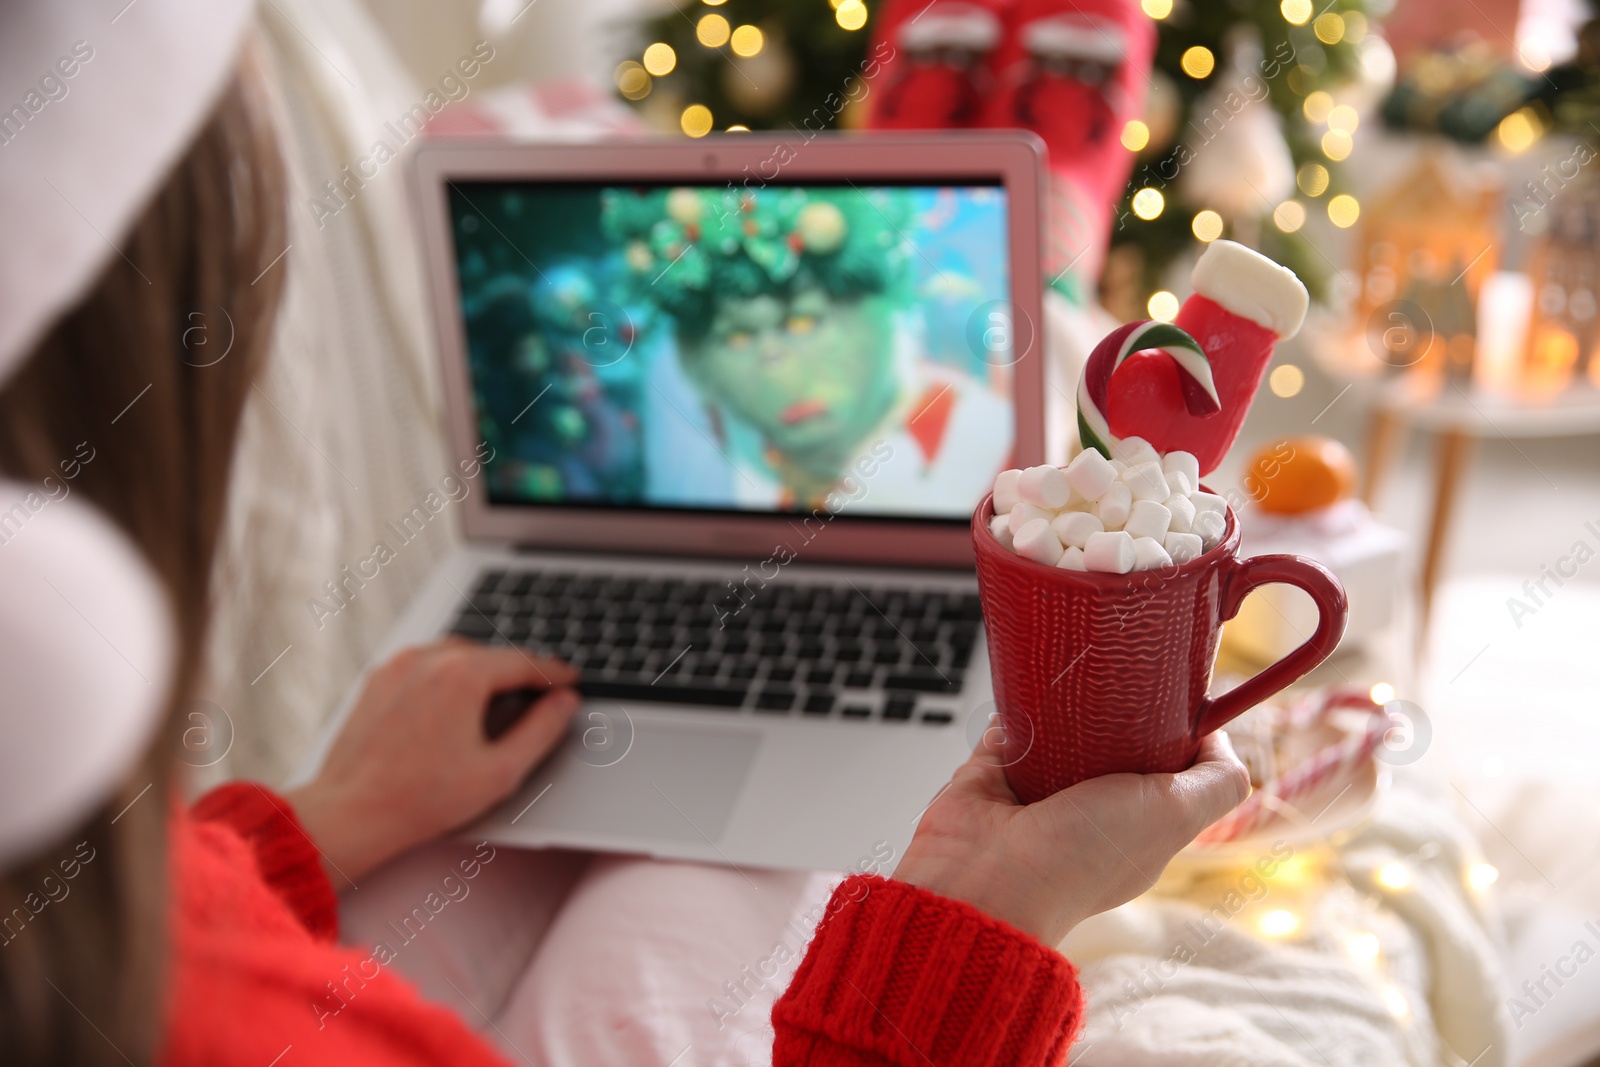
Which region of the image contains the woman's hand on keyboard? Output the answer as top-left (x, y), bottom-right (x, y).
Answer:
top-left (286, 639), bottom-right (579, 883)
top-left (891, 730), bottom-right (1251, 948)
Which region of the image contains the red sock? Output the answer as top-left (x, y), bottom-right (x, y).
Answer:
top-left (987, 0), bottom-right (1154, 281)
top-left (866, 0), bottom-right (1011, 129)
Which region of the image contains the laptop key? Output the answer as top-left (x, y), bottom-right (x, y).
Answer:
top-left (883, 669), bottom-right (961, 694)
top-left (921, 709), bottom-right (955, 725)
top-left (577, 680), bottom-right (746, 707)
top-left (802, 693), bottom-right (835, 715)
top-left (883, 694), bottom-right (917, 721)
top-left (756, 688), bottom-right (795, 712)
top-left (766, 665), bottom-right (796, 683)
top-left (840, 704), bottom-right (872, 719)
top-left (844, 669), bottom-right (875, 689)
top-left (451, 616), bottom-right (496, 640)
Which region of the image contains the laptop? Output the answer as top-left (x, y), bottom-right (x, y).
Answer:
top-left (325, 132), bottom-right (1045, 873)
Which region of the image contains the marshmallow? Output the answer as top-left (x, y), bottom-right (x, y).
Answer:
top-left (1111, 458), bottom-right (1128, 474)
top-left (1095, 481), bottom-right (1133, 529)
top-left (1056, 545), bottom-right (1087, 571)
top-left (1050, 510), bottom-right (1104, 549)
top-left (1164, 492), bottom-right (1196, 534)
top-left (1192, 495), bottom-right (1226, 549)
top-left (1194, 508), bottom-right (1226, 549)
top-left (1064, 448), bottom-right (1117, 502)
top-left (1122, 461), bottom-right (1169, 503)
top-left (1013, 517), bottom-right (1064, 566)
top-left (1112, 435), bottom-right (1160, 468)
top-left (1008, 501), bottom-right (1051, 534)
top-left (993, 468), bottom-right (1023, 514)
top-left (1161, 450), bottom-right (1201, 490)
top-left (1018, 464), bottom-right (1071, 509)
top-left (1165, 470), bottom-right (1194, 498)
top-left (1132, 536), bottom-right (1173, 571)
top-left (1083, 530), bottom-right (1136, 573)
top-left (1192, 491), bottom-right (1226, 519)
top-left (989, 513), bottom-right (1014, 549)
top-left (1124, 499), bottom-right (1172, 542)
top-left (1164, 531), bottom-right (1203, 564)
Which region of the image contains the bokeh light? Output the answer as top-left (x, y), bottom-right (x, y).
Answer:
top-left (1314, 12), bottom-right (1346, 44)
top-left (1322, 129), bottom-right (1353, 161)
top-left (1269, 364), bottom-right (1305, 397)
top-left (1328, 193), bottom-right (1360, 227)
top-left (1281, 0), bottom-right (1312, 25)
top-left (1468, 863), bottom-right (1499, 891)
top-left (730, 24), bottom-right (764, 57)
top-left (1497, 108), bottom-right (1541, 153)
top-left (1273, 200), bottom-right (1306, 233)
top-left (1303, 90), bottom-right (1333, 124)
top-left (1297, 162), bottom-right (1330, 196)
top-left (1192, 209), bottom-right (1224, 242)
top-left (1327, 104), bottom-right (1360, 133)
top-left (1181, 46), bottom-right (1215, 79)
top-left (615, 61), bottom-right (652, 101)
top-left (1131, 187), bottom-right (1165, 220)
top-left (1121, 119), bottom-right (1150, 151)
top-left (1376, 861), bottom-right (1411, 890)
top-left (642, 43), bottom-right (677, 76)
top-left (680, 103), bottom-right (714, 137)
top-left (836, 0), bottom-right (868, 30)
top-left (1141, 0), bottom-right (1173, 17)
top-left (1148, 291), bottom-right (1180, 321)
top-left (696, 13), bottom-right (730, 47)
top-left (1259, 909), bottom-right (1300, 938)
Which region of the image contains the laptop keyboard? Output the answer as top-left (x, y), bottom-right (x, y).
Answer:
top-left (447, 568), bottom-right (982, 725)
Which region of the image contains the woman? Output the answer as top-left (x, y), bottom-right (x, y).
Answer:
top-left (0, 6), bottom-right (1249, 1065)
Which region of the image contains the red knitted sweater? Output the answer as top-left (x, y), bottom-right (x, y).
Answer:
top-left (159, 784), bottom-right (1084, 1066)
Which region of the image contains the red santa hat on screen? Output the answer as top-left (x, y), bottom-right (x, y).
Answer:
top-left (0, 0), bottom-right (256, 866)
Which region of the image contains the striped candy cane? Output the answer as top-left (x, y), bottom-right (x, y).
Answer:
top-left (1077, 320), bottom-right (1221, 460)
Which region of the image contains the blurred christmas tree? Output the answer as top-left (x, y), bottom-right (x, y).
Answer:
top-left (612, 0), bottom-right (1380, 309)
top-left (611, 0), bottom-right (876, 135)
top-left (1110, 0), bottom-right (1379, 313)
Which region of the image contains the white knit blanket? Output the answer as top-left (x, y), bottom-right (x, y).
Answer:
top-left (1063, 775), bottom-right (1510, 1067)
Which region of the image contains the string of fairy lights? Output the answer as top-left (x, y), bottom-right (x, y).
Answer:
top-left (615, 0), bottom-right (871, 138)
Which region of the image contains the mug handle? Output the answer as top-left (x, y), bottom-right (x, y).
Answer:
top-left (1191, 553), bottom-right (1349, 738)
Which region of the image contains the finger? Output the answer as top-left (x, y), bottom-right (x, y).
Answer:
top-left (945, 729), bottom-right (1019, 804)
top-left (460, 644), bottom-right (579, 691)
top-left (1168, 731), bottom-right (1252, 836)
top-left (495, 687), bottom-right (581, 779)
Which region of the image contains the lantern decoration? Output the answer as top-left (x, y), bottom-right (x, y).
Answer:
top-left (1520, 173), bottom-right (1600, 390)
top-left (1355, 153), bottom-right (1500, 382)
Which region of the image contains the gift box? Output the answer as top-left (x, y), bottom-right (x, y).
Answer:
top-left (1225, 499), bottom-right (1407, 662)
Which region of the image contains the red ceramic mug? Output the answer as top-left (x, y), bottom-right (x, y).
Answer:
top-left (971, 492), bottom-right (1348, 803)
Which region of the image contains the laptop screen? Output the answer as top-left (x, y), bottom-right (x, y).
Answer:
top-left (446, 179), bottom-right (1017, 523)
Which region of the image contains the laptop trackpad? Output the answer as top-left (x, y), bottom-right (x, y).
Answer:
top-left (512, 722), bottom-right (761, 844)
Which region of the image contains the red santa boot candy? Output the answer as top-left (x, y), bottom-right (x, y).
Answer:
top-left (866, 0), bottom-right (1009, 129)
top-left (1105, 241), bottom-right (1309, 474)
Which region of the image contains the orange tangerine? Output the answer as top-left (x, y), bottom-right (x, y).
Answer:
top-left (1244, 435), bottom-right (1357, 514)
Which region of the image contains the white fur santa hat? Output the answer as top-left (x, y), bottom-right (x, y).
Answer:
top-left (0, 0), bottom-right (256, 865)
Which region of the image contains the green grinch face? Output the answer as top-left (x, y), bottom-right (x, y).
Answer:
top-left (685, 286), bottom-right (898, 468)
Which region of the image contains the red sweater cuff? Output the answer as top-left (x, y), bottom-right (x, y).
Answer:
top-left (773, 875), bottom-right (1083, 1067)
top-left (191, 782), bottom-right (340, 941)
